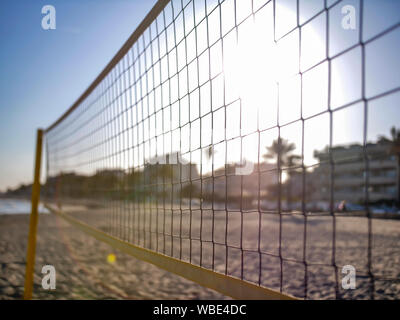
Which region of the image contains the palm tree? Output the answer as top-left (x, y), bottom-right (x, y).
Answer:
top-left (263, 137), bottom-right (300, 168)
top-left (203, 145), bottom-right (215, 175)
top-left (263, 138), bottom-right (301, 210)
top-left (378, 126), bottom-right (400, 202)
top-left (205, 145), bottom-right (214, 161)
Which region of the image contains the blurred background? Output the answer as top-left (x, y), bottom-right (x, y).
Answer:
top-left (1, 0), bottom-right (400, 300)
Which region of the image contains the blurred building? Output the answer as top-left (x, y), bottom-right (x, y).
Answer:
top-left (201, 162), bottom-right (279, 208)
top-left (312, 143), bottom-right (398, 203)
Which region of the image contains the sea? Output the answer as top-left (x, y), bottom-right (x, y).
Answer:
top-left (0, 198), bottom-right (49, 215)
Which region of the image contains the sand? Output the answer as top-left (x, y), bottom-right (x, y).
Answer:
top-left (0, 213), bottom-right (225, 300)
top-left (1, 204), bottom-right (399, 300)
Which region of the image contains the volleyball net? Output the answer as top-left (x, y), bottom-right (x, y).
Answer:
top-left (31, 0), bottom-right (400, 299)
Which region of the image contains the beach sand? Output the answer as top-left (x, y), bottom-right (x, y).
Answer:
top-left (1, 205), bottom-right (399, 300)
top-left (0, 213), bottom-right (226, 300)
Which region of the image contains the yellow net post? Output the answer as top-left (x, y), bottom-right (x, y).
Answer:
top-left (23, 129), bottom-right (43, 300)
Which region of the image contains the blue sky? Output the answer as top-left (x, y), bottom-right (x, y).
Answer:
top-left (0, 0), bottom-right (156, 191)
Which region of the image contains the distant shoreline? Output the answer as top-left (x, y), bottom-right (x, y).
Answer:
top-left (0, 194), bottom-right (30, 200)
top-left (0, 198), bottom-right (48, 215)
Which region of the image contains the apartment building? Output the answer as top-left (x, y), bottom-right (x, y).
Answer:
top-left (312, 143), bottom-right (398, 203)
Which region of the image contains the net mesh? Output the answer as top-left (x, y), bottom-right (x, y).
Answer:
top-left (45, 0), bottom-right (400, 299)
